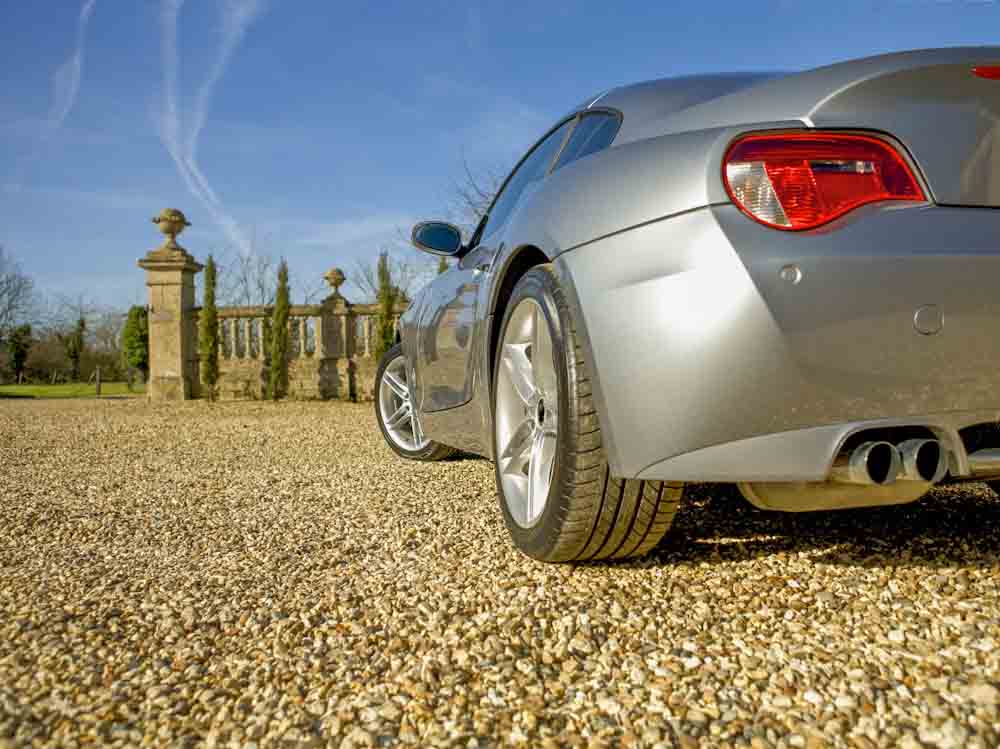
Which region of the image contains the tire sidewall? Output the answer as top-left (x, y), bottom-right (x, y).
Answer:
top-left (492, 267), bottom-right (572, 559)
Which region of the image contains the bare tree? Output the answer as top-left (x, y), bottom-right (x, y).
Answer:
top-left (449, 157), bottom-right (506, 233)
top-left (52, 293), bottom-right (97, 328)
top-left (90, 308), bottom-right (126, 354)
top-left (216, 249), bottom-right (277, 307)
top-left (214, 242), bottom-right (327, 307)
top-left (0, 246), bottom-right (35, 338)
top-left (352, 249), bottom-right (435, 303)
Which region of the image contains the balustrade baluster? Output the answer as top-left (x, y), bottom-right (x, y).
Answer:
top-left (242, 318), bottom-right (251, 359)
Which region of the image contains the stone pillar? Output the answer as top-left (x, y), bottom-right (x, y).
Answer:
top-left (137, 209), bottom-right (203, 401)
top-left (318, 267), bottom-right (351, 399)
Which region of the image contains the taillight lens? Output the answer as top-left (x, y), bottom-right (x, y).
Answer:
top-left (723, 133), bottom-right (925, 231)
top-left (973, 66), bottom-right (1000, 80)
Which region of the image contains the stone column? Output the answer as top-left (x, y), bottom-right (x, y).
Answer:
top-left (137, 209), bottom-right (204, 401)
top-left (318, 267), bottom-right (351, 399)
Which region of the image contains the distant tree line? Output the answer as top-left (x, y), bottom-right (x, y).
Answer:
top-left (0, 245), bottom-right (152, 387)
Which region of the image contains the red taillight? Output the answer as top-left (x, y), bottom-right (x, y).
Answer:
top-left (973, 65), bottom-right (1000, 80)
top-left (722, 133), bottom-right (925, 231)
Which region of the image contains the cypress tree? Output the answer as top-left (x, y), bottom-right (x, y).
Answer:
top-left (122, 306), bottom-right (149, 382)
top-left (199, 255), bottom-right (220, 401)
top-left (267, 260), bottom-right (290, 400)
top-left (374, 252), bottom-right (398, 361)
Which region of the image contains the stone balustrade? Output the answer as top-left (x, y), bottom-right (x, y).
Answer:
top-left (192, 300), bottom-right (405, 401)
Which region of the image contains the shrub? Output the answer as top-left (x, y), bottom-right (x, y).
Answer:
top-left (199, 255), bottom-right (220, 401)
top-left (7, 324), bottom-right (31, 383)
top-left (62, 317), bottom-right (86, 382)
top-left (122, 306), bottom-right (149, 382)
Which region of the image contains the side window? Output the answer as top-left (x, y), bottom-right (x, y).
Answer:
top-left (552, 112), bottom-right (621, 172)
top-left (481, 119), bottom-right (573, 239)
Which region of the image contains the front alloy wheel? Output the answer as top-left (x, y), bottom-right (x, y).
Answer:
top-left (375, 344), bottom-right (455, 461)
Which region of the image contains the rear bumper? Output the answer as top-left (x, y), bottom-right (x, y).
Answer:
top-left (557, 202), bottom-right (1000, 480)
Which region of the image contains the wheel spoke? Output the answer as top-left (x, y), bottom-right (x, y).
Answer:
top-left (531, 307), bottom-right (556, 399)
top-left (526, 430), bottom-right (547, 522)
top-left (502, 343), bottom-right (536, 406)
top-left (386, 402), bottom-right (410, 429)
top-left (500, 419), bottom-right (533, 477)
top-left (410, 409), bottom-right (423, 445)
top-left (539, 430), bottom-right (557, 485)
top-left (383, 371), bottom-right (408, 400)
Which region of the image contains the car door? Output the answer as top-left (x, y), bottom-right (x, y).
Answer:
top-left (418, 117), bottom-right (576, 412)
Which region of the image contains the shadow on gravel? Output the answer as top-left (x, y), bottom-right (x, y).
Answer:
top-left (447, 450), bottom-right (491, 462)
top-left (640, 482), bottom-right (1000, 569)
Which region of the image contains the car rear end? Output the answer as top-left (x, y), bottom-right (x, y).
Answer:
top-left (560, 48), bottom-right (1000, 488)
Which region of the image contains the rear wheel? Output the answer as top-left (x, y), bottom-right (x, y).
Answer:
top-left (375, 344), bottom-right (455, 461)
top-left (492, 265), bottom-right (684, 562)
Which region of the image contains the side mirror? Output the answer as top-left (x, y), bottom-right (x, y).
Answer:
top-left (411, 221), bottom-right (463, 256)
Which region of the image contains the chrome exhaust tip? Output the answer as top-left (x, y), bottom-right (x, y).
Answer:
top-left (830, 441), bottom-right (901, 485)
top-left (897, 438), bottom-right (947, 483)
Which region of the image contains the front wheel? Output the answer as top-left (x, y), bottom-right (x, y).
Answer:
top-left (492, 265), bottom-right (684, 563)
top-left (375, 344), bottom-right (455, 461)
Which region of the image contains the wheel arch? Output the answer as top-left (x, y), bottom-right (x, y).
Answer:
top-left (487, 244), bottom-right (551, 390)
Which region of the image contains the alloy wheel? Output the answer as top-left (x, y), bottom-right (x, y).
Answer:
top-left (378, 354), bottom-right (428, 452)
top-left (495, 298), bottom-right (559, 528)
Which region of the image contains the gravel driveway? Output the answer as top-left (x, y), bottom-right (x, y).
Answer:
top-left (1, 399), bottom-right (999, 748)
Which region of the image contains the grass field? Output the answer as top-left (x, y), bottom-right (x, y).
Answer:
top-left (0, 382), bottom-right (145, 399)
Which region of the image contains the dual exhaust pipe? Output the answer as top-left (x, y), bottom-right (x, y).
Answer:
top-left (831, 438), bottom-right (947, 486)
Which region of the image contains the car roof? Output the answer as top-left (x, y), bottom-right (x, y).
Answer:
top-left (573, 72), bottom-right (783, 125)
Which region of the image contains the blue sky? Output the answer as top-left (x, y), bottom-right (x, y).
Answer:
top-left (1, 0), bottom-right (998, 306)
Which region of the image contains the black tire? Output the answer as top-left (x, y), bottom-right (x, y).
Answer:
top-left (375, 344), bottom-right (456, 461)
top-left (492, 265), bottom-right (684, 562)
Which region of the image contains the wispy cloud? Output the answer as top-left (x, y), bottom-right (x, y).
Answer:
top-left (156, 0), bottom-right (265, 254)
top-left (6, 0), bottom-right (98, 189)
top-left (48, 0), bottom-right (97, 130)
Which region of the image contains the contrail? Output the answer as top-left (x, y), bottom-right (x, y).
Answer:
top-left (48, 0), bottom-right (97, 129)
top-left (157, 0), bottom-right (262, 254)
top-left (187, 0), bottom-right (264, 161)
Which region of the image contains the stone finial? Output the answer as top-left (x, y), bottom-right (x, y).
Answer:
top-left (152, 208), bottom-right (192, 251)
top-left (324, 267), bottom-right (346, 296)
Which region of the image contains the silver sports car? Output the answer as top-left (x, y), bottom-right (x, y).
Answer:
top-left (375, 47), bottom-right (1000, 562)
